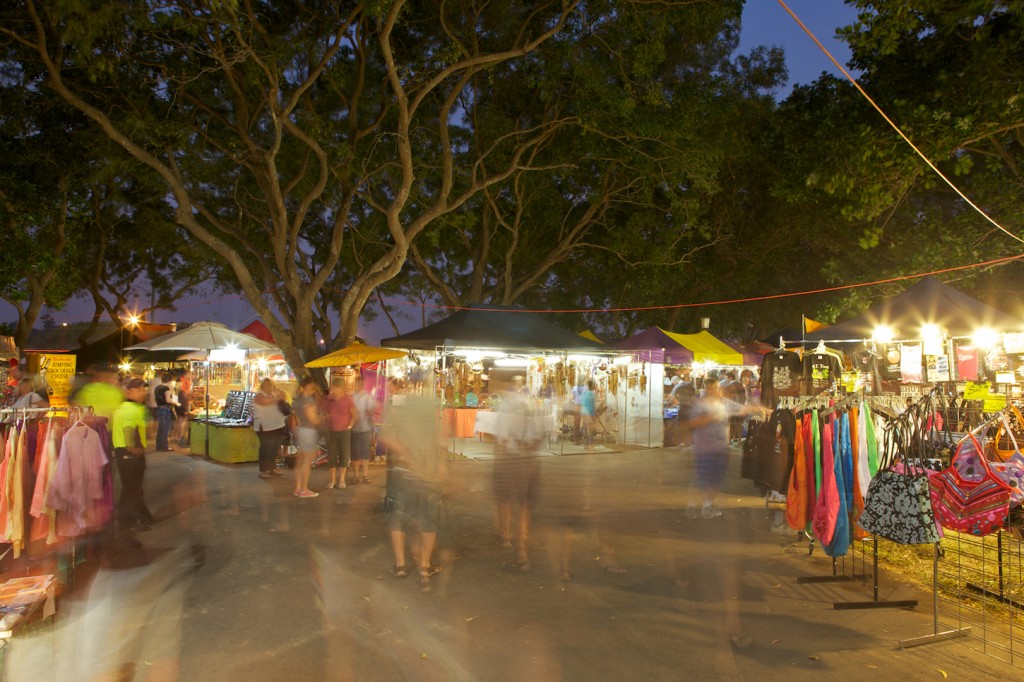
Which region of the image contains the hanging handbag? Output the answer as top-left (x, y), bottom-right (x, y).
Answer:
top-left (929, 432), bottom-right (1012, 536)
top-left (972, 412), bottom-right (1024, 509)
top-left (858, 415), bottom-right (941, 545)
top-left (924, 395), bottom-right (960, 465)
top-left (989, 405), bottom-right (1024, 462)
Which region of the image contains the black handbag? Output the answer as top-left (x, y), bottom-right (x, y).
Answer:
top-left (858, 413), bottom-right (941, 545)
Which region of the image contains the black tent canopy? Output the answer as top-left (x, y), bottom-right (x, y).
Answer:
top-left (803, 276), bottom-right (1022, 342)
top-left (380, 303), bottom-right (603, 352)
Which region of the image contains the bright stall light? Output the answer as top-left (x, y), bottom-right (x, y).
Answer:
top-left (453, 350), bottom-right (506, 361)
top-left (127, 314), bottom-right (141, 327)
top-left (210, 347), bottom-right (246, 363)
top-left (921, 323), bottom-right (945, 355)
top-left (973, 327), bottom-right (1000, 349)
top-left (494, 357), bottom-right (530, 368)
top-left (872, 325), bottom-right (896, 344)
top-left (567, 354), bottom-right (603, 363)
top-left (119, 361), bottom-right (132, 373)
top-left (613, 355), bottom-right (632, 365)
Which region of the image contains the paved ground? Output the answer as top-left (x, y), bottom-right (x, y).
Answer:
top-left (2, 444), bottom-right (1013, 681)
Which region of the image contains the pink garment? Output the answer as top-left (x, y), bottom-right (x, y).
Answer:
top-left (29, 420), bottom-right (62, 544)
top-left (0, 428), bottom-right (12, 542)
top-left (46, 424), bottom-right (108, 537)
top-left (812, 420), bottom-right (840, 546)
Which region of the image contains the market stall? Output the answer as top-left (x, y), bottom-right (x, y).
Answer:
top-left (615, 326), bottom-right (758, 445)
top-left (126, 321), bottom-right (278, 460)
top-left (381, 304), bottom-right (662, 451)
top-left (187, 389), bottom-right (259, 462)
top-left (794, 276), bottom-right (1024, 402)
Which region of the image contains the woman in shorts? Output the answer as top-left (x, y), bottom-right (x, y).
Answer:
top-left (292, 377), bottom-right (323, 498)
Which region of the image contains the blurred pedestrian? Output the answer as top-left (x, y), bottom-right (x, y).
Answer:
top-left (292, 377), bottom-right (322, 498)
top-left (720, 370), bottom-right (746, 443)
top-left (685, 378), bottom-right (766, 519)
top-left (153, 373), bottom-right (177, 452)
top-left (321, 378), bottom-right (356, 490)
top-left (173, 370), bottom-right (192, 446)
top-left (579, 379), bottom-right (597, 445)
top-left (113, 377), bottom-right (153, 531)
top-left (379, 394), bottom-right (444, 592)
top-left (494, 376), bottom-right (542, 571)
top-left (252, 378), bottom-right (288, 479)
top-left (72, 363), bottom-right (124, 424)
top-left (350, 376), bottom-right (376, 484)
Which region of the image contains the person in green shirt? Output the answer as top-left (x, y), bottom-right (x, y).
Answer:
top-left (72, 363), bottom-right (125, 424)
top-left (112, 377), bottom-right (152, 532)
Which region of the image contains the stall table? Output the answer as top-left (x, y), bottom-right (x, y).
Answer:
top-left (0, 575), bottom-right (56, 639)
top-left (442, 408), bottom-right (478, 438)
top-left (190, 421), bottom-right (259, 463)
top-left (474, 410), bottom-right (557, 441)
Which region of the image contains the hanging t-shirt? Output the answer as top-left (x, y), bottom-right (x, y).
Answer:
top-left (802, 352), bottom-right (843, 395)
top-left (758, 409), bottom-right (797, 493)
top-left (760, 351), bottom-right (803, 407)
top-left (900, 343), bottom-right (923, 383)
top-left (956, 345), bottom-right (980, 381)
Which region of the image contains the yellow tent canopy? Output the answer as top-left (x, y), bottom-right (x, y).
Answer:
top-left (578, 330), bottom-right (604, 344)
top-left (660, 329), bottom-right (743, 365)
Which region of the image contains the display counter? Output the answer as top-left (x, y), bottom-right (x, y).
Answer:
top-left (474, 410), bottom-right (556, 439)
top-left (190, 421), bottom-right (259, 463)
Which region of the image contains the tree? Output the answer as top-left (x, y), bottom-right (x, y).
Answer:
top-left (0, 80), bottom-right (86, 347)
top-left (770, 1), bottom-right (1024, 321)
top-left (66, 169), bottom-right (223, 346)
top-left (3, 1), bottom-right (652, 377)
top-left (408, 4), bottom-right (790, 317)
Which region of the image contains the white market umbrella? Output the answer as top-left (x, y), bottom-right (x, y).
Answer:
top-left (125, 321), bottom-right (277, 353)
top-left (126, 321), bottom-right (279, 457)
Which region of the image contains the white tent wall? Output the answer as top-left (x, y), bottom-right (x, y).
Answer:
top-left (607, 361), bottom-right (663, 447)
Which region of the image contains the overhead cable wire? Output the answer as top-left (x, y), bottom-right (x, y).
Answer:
top-left (359, 250), bottom-right (1024, 314)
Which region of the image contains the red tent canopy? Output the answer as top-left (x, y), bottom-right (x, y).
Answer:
top-left (239, 319), bottom-right (275, 343)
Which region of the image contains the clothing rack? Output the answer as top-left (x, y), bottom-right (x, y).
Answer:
top-left (0, 403), bottom-right (104, 594)
top-left (795, 536), bottom-right (918, 610)
top-left (792, 391), bottom-right (944, 610)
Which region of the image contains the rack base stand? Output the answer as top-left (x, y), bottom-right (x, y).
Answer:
top-left (835, 598), bottom-right (918, 610)
top-left (899, 627), bottom-right (971, 649)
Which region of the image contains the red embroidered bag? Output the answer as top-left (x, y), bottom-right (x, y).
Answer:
top-left (929, 433), bottom-right (1012, 536)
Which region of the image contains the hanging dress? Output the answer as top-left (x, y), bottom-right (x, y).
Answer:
top-left (849, 406), bottom-right (867, 540)
top-left (785, 413), bottom-right (812, 530)
top-left (812, 418), bottom-right (840, 546)
top-left (824, 412), bottom-right (852, 557)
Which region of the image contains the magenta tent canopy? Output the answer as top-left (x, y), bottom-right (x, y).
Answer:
top-left (614, 327), bottom-right (694, 364)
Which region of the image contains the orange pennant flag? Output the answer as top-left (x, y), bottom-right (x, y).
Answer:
top-left (803, 316), bottom-right (827, 334)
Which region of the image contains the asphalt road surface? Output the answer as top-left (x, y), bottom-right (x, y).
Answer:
top-left (4, 445), bottom-right (1008, 681)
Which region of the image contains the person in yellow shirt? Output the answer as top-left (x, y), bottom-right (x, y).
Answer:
top-left (112, 378), bottom-right (152, 532)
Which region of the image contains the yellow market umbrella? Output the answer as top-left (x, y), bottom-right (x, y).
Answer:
top-left (305, 341), bottom-right (407, 368)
